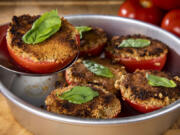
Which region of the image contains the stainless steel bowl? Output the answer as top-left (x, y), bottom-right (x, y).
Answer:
top-left (0, 15), bottom-right (180, 135)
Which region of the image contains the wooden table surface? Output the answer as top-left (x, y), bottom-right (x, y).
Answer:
top-left (0, 1), bottom-right (179, 135)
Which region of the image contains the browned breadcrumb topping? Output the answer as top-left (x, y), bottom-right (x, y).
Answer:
top-left (115, 70), bottom-right (180, 107)
top-left (45, 84), bottom-right (121, 119)
top-left (80, 27), bottom-right (107, 51)
top-left (6, 15), bottom-right (78, 63)
top-left (65, 58), bottom-right (126, 94)
top-left (106, 35), bottom-right (168, 61)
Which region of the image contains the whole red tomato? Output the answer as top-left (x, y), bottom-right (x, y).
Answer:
top-left (118, 0), bottom-right (164, 25)
top-left (161, 9), bottom-right (180, 38)
top-left (118, 0), bottom-right (137, 19)
top-left (152, 0), bottom-right (180, 10)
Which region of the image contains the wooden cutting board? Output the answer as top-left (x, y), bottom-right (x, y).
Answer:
top-left (0, 93), bottom-right (180, 135)
top-left (0, 1), bottom-right (179, 135)
top-left (0, 93), bottom-right (33, 135)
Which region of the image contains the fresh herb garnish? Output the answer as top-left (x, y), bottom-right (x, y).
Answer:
top-left (118, 38), bottom-right (151, 48)
top-left (83, 60), bottom-right (114, 78)
top-left (146, 73), bottom-right (176, 88)
top-left (76, 26), bottom-right (92, 39)
top-left (57, 86), bottom-right (99, 104)
top-left (22, 10), bottom-right (61, 44)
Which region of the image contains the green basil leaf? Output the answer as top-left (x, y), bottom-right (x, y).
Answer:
top-left (146, 73), bottom-right (177, 88)
top-left (76, 26), bottom-right (92, 39)
top-left (118, 38), bottom-right (151, 48)
top-left (22, 9), bottom-right (61, 44)
top-left (57, 86), bottom-right (99, 104)
top-left (83, 60), bottom-right (114, 78)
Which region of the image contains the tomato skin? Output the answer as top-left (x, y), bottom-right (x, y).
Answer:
top-left (118, 0), bottom-right (164, 25)
top-left (106, 51), bottom-right (167, 72)
top-left (152, 0), bottom-right (180, 10)
top-left (161, 9), bottom-right (180, 38)
top-left (136, 6), bottom-right (164, 25)
top-left (65, 71), bottom-right (72, 85)
top-left (118, 0), bottom-right (137, 19)
top-left (125, 98), bottom-right (162, 113)
top-left (7, 43), bottom-right (77, 73)
top-left (80, 43), bottom-right (105, 57)
top-left (76, 34), bottom-right (80, 47)
top-left (0, 25), bottom-right (10, 57)
top-left (7, 35), bottom-right (80, 74)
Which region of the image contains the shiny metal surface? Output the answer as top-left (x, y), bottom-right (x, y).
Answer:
top-left (0, 15), bottom-right (180, 135)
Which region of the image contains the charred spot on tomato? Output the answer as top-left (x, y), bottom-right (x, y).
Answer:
top-left (126, 48), bottom-right (133, 54)
top-left (10, 15), bottom-right (40, 47)
top-left (61, 100), bottom-right (75, 112)
top-left (72, 72), bottom-right (85, 79)
top-left (71, 66), bottom-right (86, 79)
top-left (103, 94), bottom-right (114, 105)
top-left (148, 48), bottom-right (164, 56)
top-left (115, 70), bottom-right (180, 113)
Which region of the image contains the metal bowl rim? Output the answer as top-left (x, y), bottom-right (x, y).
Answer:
top-left (0, 14), bottom-right (180, 125)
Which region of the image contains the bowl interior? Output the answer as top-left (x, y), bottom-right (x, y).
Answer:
top-left (0, 15), bottom-right (180, 120)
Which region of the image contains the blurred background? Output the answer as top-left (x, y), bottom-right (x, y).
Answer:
top-left (0, 0), bottom-right (123, 24)
top-left (1, 0), bottom-right (179, 37)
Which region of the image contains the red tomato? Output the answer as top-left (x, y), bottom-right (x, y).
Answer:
top-left (161, 9), bottom-right (180, 38)
top-left (65, 71), bottom-right (72, 85)
top-left (118, 0), bottom-right (137, 19)
top-left (106, 51), bottom-right (167, 72)
top-left (152, 0), bottom-right (180, 10)
top-left (76, 34), bottom-right (80, 46)
top-left (125, 98), bottom-right (162, 113)
top-left (7, 43), bottom-right (77, 74)
top-left (0, 24), bottom-right (10, 57)
top-left (80, 43), bottom-right (105, 57)
top-left (118, 0), bottom-right (164, 25)
top-left (7, 35), bottom-right (80, 74)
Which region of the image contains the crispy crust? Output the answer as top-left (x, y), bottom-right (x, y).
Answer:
top-left (79, 27), bottom-right (107, 55)
top-left (6, 15), bottom-right (78, 63)
top-left (115, 70), bottom-right (180, 108)
top-left (45, 84), bottom-right (121, 119)
top-left (106, 35), bottom-right (168, 61)
top-left (65, 58), bottom-right (126, 94)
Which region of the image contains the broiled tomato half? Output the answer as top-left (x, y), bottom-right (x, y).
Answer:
top-left (79, 27), bottom-right (107, 57)
top-left (45, 84), bottom-right (121, 119)
top-left (65, 58), bottom-right (126, 94)
top-left (105, 35), bottom-right (168, 72)
top-left (6, 15), bottom-right (79, 74)
top-left (115, 70), bottom-right (180, 113)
